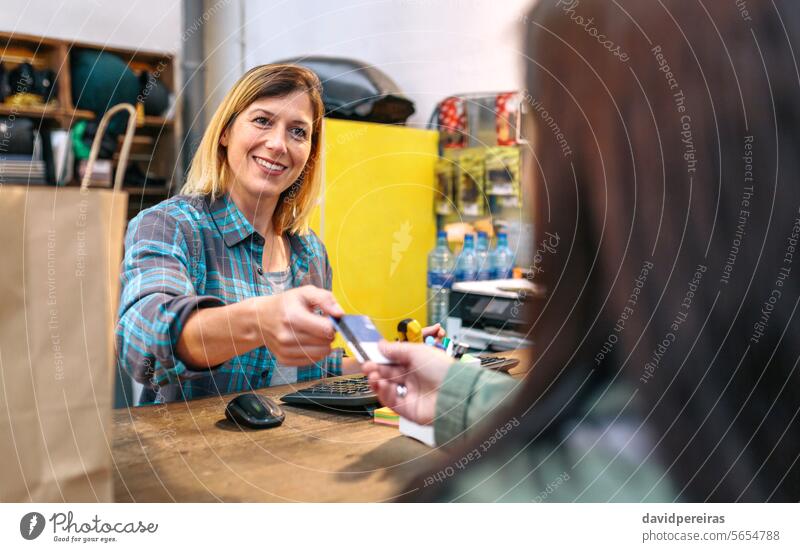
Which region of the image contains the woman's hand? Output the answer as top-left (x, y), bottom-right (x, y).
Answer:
top-left (254, 285), bottom-right (344, 365)
top-left (362, 341), bottom-right (454, 425)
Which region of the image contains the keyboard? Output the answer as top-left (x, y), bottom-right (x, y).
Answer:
top-left (280, 375), bottom-right (378, 407)
top-left (477, 354), bottom-right (519, 372)
top-left (279, 356), bottom-right (519, 409)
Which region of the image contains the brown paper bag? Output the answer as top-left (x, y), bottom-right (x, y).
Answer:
top-left (0, 104), bottom-right (135, 501)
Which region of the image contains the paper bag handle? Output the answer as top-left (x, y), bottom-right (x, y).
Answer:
top-left (80, 103), bottom-right (137, 191)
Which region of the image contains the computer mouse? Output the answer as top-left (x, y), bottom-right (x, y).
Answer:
top-left (225, 393), bottom-right (285, 429)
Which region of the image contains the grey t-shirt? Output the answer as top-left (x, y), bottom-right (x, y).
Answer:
top-left (265, 267), bottom-right (298, 385)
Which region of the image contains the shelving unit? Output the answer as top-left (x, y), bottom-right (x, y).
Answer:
top-left (0, 31), bottom-right (181, 220)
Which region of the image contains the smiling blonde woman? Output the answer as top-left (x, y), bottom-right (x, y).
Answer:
top-left (116, 64), bottom-right (346, 404)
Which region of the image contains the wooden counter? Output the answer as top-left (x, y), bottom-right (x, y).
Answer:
top-left (112, 349), bottom-right (532, 502)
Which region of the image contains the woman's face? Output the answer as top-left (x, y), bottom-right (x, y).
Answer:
top-left (221, 91), bottom-right (314, 202)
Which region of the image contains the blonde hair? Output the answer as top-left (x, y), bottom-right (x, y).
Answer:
top-left (182, 64), bottom-right (325, 235)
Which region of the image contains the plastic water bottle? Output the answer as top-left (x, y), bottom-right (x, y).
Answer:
top-left (427, 231), bottom-right (454, 326)
top-left (490, 232), bottom-right (515, 279)
top-left (455, 234), bottom-right (478, 282)
top-left (476, 231), bottom-right (491, 280)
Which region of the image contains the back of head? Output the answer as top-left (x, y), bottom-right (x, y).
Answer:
top-left (526, 0), bottom-right (800, 502)
top-left (413, 0), bottom-right (800, 502)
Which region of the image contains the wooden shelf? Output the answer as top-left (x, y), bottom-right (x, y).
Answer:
top-left (0, 180), bottom-right (48, 186)
top-left (122, 186), bottom-right (171, 197)
top-left (61, 109), bottom-right (176, 128)
top-left (118, 135), bottom-right (154, 146)
top-left (141, 116), bottom-right (175, 128)
top-left (0, 30), bottom-right (179, 220)
top-left (62, 109), bottom-right (96, 121)
top-left (114, 154), bottom-right (157, 162)
top-left (5, 175), bottom-right (174, 197)
top-left (0, 104), bottom-right (93, 122)
top-left (0, 31), bottom-right (66, 49)
top-left (0, 104), bottom-right (57, 118)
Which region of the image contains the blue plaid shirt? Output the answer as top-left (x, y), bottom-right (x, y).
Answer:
top-left (116, 193), bottom-right (342, 404)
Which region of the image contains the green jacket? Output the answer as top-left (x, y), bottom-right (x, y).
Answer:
top-left (430, 362), bottom-right (676, 502)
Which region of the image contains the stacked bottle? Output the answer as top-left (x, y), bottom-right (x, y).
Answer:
top-left (490, 232), bottom-right (515, 279)
top-left (454, 233), bottom-right (478, 283)
top-left (426, 231), bottom-right (454, 326)
top-left (475, 231), bottom-right (492, 280)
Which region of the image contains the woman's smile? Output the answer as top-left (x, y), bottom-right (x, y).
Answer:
top-left (252, 155), bottom-right (289, 177)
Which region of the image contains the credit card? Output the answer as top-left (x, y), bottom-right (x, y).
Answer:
top-left (330, 315), bottom-right (391, 364)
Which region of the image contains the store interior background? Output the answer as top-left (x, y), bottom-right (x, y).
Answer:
top-left (2, 0), bottom-right (531, 127)
top-left (1, 0), bottom-right (536, 407)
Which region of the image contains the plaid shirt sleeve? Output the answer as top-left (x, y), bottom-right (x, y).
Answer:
top-left (116, 207), bottom-right (224, 387)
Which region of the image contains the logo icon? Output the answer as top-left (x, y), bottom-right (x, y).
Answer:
top-left (390, 221), bottom-right (413, 276)
top-left (20, 512), bottom-right (45, 540)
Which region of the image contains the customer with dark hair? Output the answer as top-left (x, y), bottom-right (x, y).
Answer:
top-left (363, 0), bottom-right (800, 501)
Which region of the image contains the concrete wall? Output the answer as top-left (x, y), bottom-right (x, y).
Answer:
top-left (3, 0), bottom-right (536, 125)
top-left (207, 0), bottom-right (534, 126)
top-left (246, 0), bottom-right (532, 126)
top-left (1, 0), bottom-right (182, 53)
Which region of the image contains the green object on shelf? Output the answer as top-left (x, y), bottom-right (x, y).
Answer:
top-left (70, 121), bottom-right (90, 160)
top-left (70, 49), bottom-right (140, 136)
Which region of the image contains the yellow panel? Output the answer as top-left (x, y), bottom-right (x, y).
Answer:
top-left (310, 119), bottom-right (439, 339)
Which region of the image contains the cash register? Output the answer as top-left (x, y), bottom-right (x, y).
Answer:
top-left (446, 278), bottom-right (542, 352)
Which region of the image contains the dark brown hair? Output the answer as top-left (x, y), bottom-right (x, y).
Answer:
top-left (409, 0), bottom-right (800, 502)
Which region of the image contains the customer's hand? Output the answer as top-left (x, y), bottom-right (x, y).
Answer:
top-left (362, 341), bottom-right (454, 425)
top-left (255, 285), bottom-right (344, 365)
